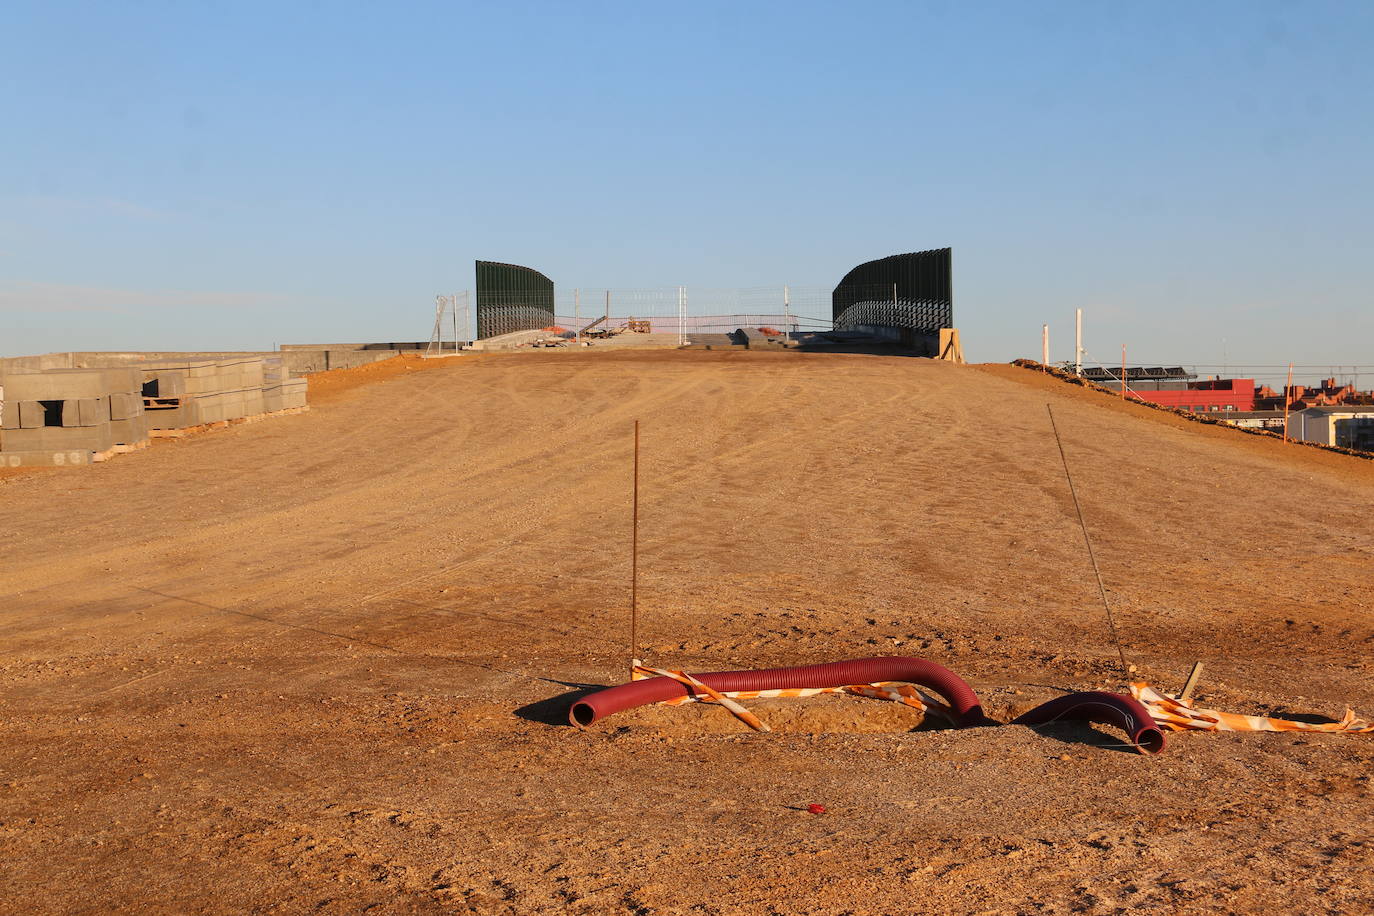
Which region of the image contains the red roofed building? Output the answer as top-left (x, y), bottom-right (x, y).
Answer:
top-left (1125, 378), bottom-right (1256, 413)
top-left (1254, 378), bottom-right (1374, 410)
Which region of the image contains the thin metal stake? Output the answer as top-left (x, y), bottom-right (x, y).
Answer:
top-left (1046, 405), bottom-right (1132, 683)
top-left (630, 420), bottom-right (640, 669)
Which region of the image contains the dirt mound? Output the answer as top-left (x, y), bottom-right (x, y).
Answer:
top-left (2, 349), bottom-right (1371, 914)
top-left (304, 352), bottom-right (479, 403)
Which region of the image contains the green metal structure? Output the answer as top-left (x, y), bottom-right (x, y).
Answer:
top-left (475, 260), bottom-right (555, 339)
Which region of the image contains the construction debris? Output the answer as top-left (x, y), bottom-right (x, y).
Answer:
top-left (1132, 683), bottom-right (1374, 735)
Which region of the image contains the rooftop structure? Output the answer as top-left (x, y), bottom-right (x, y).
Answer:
top-left (1255, 378), bottom-right (1374, 410)
top-left (1094, 374), bottom-right (1258, 413)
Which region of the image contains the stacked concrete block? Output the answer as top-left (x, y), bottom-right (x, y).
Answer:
top-left (0, 367), bottom-right (147, 466)
top-left (140, 357), bottom-right (305, 431)
top-left (263, 378), bottom-right (308, 411)
top-left (260, 356), bottom-right (305, 411)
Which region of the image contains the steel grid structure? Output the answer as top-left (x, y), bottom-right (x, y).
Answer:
top-left (832, 248), bottom-right (953, 348)
top-left (475, 260), bottom-right (556, 338)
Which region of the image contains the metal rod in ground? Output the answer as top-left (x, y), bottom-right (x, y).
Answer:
top-left (630, 419), bottom-right (640, 670)
top-left (1046, 404), bottom-right (1132, 683)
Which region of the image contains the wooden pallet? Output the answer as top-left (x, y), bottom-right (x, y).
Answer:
top-left (148, 406), bottom-right (309, 439)
top-left (92, 440), bottom-right (152, 462)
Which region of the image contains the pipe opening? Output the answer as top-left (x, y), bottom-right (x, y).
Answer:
top-left (1135, 728), bottom-right (1166, 755)
top-left (570, 702), bottom-right (596, 728)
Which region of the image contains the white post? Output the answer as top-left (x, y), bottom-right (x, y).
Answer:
top-left (451, 293), bottom-right (458, 352)
top-left (1042, 324), bottom-right (1049, 367)
top-left (1074, 308), bottom-right (1083, 376)
top-left (784, 285), bottom-right (792, 340)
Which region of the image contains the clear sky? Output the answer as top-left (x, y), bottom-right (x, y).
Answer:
top-left (2, 1), bottom-right (1371, 382)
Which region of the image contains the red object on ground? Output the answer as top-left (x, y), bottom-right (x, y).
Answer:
top-left (807, 803), bottom-right (826, 814)
top-left (1011, 691), bottom-right (1165, 755)
top-left (568, 657), bottom-right (986, 728)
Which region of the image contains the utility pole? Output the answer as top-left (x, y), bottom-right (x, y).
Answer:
top-left (784, 285), bottom-right (793, 340)
top-left (1074, 308), bottom-right (1083, 376)
top-left (1282, 362), bottom-right (1295, 443)
top-left (1042, 324), bottom-right (1049, 369)
top-left (677, 286), bottom-right (687, 347)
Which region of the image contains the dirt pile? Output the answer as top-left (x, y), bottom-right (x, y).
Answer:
top-left (1, 349), bottom-right (1371, 914)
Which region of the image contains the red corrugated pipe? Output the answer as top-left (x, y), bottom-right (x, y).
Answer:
top-left (1012, 691), bottom-right (1165, 755)
top-left (569, 656), bottom-right (987, 729)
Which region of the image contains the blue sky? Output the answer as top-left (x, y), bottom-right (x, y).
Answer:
top-left (2, 1), bottom-right (1371, 381)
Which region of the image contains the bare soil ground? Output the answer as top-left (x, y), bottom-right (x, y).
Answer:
top-left (2, 350), bottom-right (1372, 915)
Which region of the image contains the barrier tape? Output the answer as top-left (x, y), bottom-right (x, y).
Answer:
top-left (631, 664), bottom-right (951, 732)
top-left (1131, 683), bottom-right (1374, 734)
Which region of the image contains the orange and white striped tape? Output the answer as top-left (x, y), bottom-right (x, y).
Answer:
top-left (631, 664), bottom-right (950, 732)
top-left (1131, 682), bottom-right (1374, 734)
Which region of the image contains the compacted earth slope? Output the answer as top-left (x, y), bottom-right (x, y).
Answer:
top-left (1, 350), bottom-right (1372, 915)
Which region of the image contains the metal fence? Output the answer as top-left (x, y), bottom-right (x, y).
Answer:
top-left (452, 284), bottom-right (838, 343)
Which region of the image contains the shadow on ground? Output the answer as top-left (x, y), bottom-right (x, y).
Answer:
top-left (515, 685), bottom-right (607, 726)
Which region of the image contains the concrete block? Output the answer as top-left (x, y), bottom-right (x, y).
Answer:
top-left (198, 395), bottom-right (226, 424)
top-left (2, 370), bottom-right (106, 400)
top-left (282, 379), bottom-right (308, 408)
top-left (145, 404), bottom-right (195, 430)
top-left (0, 449), bottom-right (93, 467)
top-left (221, 391), bottom-right (246, 420)
top-left (145, 371), bottom-right (188, 397)
top-left (1, 399), bottom-right (18, 430)
top-left (263, 358), bottom-right (290, 383)
top-left (109, 392), bottom-right (136, 421)
top-left (61, 397), bottom-right (107, 428)
top-left (19, 400), bottom-right (47, 428)
top-left (109, 412), bottom-right (149, 446)
top-left (2, 425), bottom-right (113, 452)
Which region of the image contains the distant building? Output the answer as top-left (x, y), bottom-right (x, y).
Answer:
top-left (1292, 406), bottom-right (1374, 450)
top-left (1254, 378), bottom-right (1374, 410)
top-left (1135, 377), bottom-right (1257, 413)
top-left (1216, 410), bottom-right (1287, 432)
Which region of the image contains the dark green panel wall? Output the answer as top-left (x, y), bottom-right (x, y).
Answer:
top-left (832, 248), bottom-right (953, 337)
top-left (475, 261), bottom-right (556, 339)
